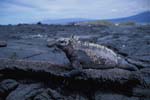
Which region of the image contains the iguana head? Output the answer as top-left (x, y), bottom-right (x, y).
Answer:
top-left (47, 36), bottom-right (78, 48)
top-left (56, 38), bottom-right (70, 46)
top-left (47, 38), bottom-right (69, 47)
top-left (55, 36), bottom-right (78, 47)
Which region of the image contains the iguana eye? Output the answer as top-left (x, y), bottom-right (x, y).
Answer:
top-left (60, 41), bottom-right (65, 43)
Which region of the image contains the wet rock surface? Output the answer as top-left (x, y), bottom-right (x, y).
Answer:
top-left (0, 39), bottom-right (70, 67)
top-left (0, 24), bottom-right (150, 100)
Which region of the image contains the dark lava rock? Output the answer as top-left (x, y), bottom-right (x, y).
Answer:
top-left (0, 79), bottom-right (18, 98)
top-left (132, 87), bottom-right (150, 97)
top-left (6, 84), bottom-right (44, 100)
top-left (0, 25), bottom-right (150, 100)
top-left (139, 68), bottom-right (150, 87)
top-left (96, 26), bottom-right (150, 68)
top-left (94, 92), bottom-right (139, 100)
top-left (0, 41), bottom-right (7, 47)
top-left (34, 88), bottom-right (64, 100)
top-left (6, 83), bottom-right (64, 100)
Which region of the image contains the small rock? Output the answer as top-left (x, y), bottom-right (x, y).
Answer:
top-left (47, 41), bottom-right (57, 47)
top-left (0, 41), bottom-right (7, 47)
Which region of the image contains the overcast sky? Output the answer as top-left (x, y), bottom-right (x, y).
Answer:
top-left (0, 0), bottom-right (149, 24)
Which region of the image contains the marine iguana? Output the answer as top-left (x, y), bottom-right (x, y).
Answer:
top-left (49, 37), bottom-right (138, 71)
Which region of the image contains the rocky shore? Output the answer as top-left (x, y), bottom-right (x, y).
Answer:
top-left (0, 24), bottom-right (150, 100)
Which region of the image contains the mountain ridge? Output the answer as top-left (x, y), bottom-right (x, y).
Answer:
top-left (41, 11), bottom-right (150, 24)
top-left (108, 11), bottom-right (150, 23)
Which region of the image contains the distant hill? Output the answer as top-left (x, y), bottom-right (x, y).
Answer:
top-left (41, 11), bottom-right (150, 24)
top-left (108, 11), bottom-right (150, 23)
top-left (42, 18), bottom-right (93, 25)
